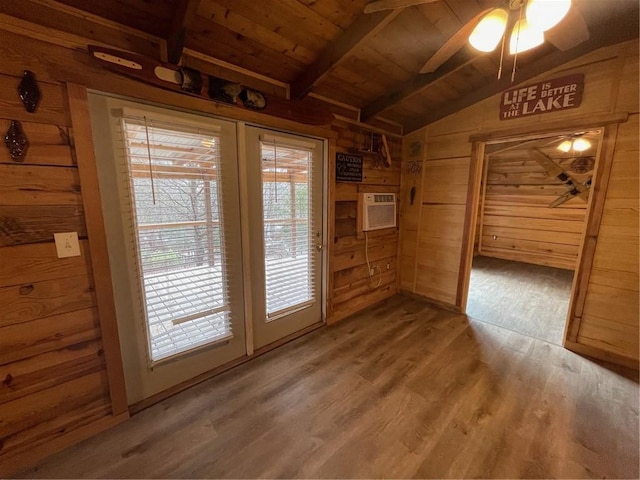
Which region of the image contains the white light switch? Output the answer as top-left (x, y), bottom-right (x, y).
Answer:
top-left (54, 232), bottom-right (81, 258)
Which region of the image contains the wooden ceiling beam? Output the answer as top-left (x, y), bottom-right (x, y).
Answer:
top-left (364, 0), bottom-right (439, 14)
top-left (361, 47), bottom-right (478, 121)
top-left (404, 11), bottom-right (639, 133)
top-left (290, 9), bottom-right (401, 100)
top-left (166, 0), bottom-right (201, 64)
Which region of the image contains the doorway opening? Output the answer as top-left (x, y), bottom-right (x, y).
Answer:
top-left (466, 129), bottom-right (602, 345)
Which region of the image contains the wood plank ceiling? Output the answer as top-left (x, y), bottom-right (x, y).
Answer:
top-left (3, 0), bottom-right (639, 133)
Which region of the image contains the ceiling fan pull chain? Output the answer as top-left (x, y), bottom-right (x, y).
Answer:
top-left (497, 26), bottom-right (507, 80)
top-left (511, 3), bottom-right (524, 82)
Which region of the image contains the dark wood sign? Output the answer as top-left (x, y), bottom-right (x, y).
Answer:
top-left (500, 74), bottom-right (584, 120)
top-left (336, 152), bottom-right (363, 182)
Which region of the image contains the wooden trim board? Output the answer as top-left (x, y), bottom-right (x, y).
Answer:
top-left (399, 290), bottom-right (462, 315)
top-left (469, 112), bottom-right (629, 143)
top-left (66, 83), bottom-right (128, 415)
top-left (563, 124), bottom-right (620, 343)
top-left (564, 340), bottom-right (639, 370)
top-left (456, 141), bottom-right (485, 311)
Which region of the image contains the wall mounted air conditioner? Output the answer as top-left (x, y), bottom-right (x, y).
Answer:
top-left (361, 193), bottom-right (397, 231)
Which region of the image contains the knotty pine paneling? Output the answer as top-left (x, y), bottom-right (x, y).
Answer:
top-left (0, 308), bottom-right (101, 366)
top-left (479, 153), bottom-right (589, 270)
top-left (328, 120), bottom-right (401, 323)
top-left (0, 74), bottom-right (70, 126)
top-left (577, 114), bottom-right (639, 363)
top-left (0, 0), bottom-right (161, 58)
top-left (399, 39), bottom-right (639, 367)
top-left (398, 128), bottom-right (427, 292)
top-left (0, 72), bottom-right (125, 474)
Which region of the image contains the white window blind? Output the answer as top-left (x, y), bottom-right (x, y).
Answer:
top-left (120, 115), bottom-right (233, 362)
top-left (260, 137), bottom-right (315, 320)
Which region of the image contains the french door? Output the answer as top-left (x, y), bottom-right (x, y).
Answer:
top-left (245, 127), bottom-right (325, 350)
top-left (89, 95), bottom-right (247, 404)
top-left (89, 95), bottom-right (324, 404)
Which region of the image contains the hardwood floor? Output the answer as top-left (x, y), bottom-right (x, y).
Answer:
top-left (467, 256), bottom-right (575, 345)
top-left (16, 295), bottom-right (639, 479)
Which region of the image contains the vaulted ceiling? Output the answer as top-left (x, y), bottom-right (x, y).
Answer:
top-left (2, 0), bottom-right (638, 133)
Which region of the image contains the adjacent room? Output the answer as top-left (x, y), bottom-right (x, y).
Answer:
top-left (466, 130), bottom-right (600, 345)
top-left (0, 0), bottom-right (638, 478)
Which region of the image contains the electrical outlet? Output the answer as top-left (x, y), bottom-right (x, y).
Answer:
top-left (386, 262), bottom-right (391, 270)
top-left (54, 232), bottom-right (81, 258)
top-left (370, 267), bottom-right (375, 276)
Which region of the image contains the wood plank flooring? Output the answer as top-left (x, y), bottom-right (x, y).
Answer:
top-left (467, 256), bottom-right (575, 345)
top-left (15, 295), bottom-right (639, 479)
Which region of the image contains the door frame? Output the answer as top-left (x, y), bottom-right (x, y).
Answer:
top-left (457, 113), bottom-right (627, 347)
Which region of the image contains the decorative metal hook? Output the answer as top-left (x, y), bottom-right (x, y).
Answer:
top-left (4, 120), bottom-right (29, 162)
top-left (18, 70), bottom-right (41, 113)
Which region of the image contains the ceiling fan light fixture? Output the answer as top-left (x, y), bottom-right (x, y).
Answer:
top-left (469, 8), bottom-right (508, 52)
top-left (572, 137), bottom-right (591, 152)
top-left (557, 140), bottom-right (573, 153)
top-left (526, 0), bottom-right (571, 32)
top-left (557, 137), bottom-right (591, 153)
top-left (509, 18), bottom-right (544, 54)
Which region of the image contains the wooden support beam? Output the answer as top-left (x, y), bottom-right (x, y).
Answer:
top-left (364, 0), bottom-right (438, 14)
top-left (404, 12), bottom-right (639, 133)
top-left (290, 9), bottom-right (401, 99)
top-left (166, 0), bottom-right (201, 64)
top-left (361, 48), bottom-right (477, 121)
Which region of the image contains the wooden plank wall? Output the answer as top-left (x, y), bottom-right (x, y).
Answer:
top-left (328, 120), bottom-right (401, 323)
top-left (399, 131), bottom-right (469, 307)
top-left (573, 114), bottom-right (639, 362)
top-left (398, 128), bottom-right (427, 293)
top-left (399, 39), bottom-right (639, 366)
top-left (0, 76), bottom-right (126, 474)
top-left (479, 156), bottom-right (589, 270)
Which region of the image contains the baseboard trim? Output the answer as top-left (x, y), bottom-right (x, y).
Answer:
top-left (399, 290), bottom-right (462, 314)
top-left (564, 340), bottom-right (639, 370)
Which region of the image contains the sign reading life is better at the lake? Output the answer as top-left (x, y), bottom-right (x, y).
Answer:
top-left (500, 74), bottom-right (584, 120)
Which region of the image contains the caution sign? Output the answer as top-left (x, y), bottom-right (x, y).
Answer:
top-left (336, 152), bottom-right (363, 182)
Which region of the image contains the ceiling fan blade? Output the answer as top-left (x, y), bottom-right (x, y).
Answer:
top-left (546, 7), bottom-right (590, 51)
top-left (364, 0), bottom-right (439, 14)
top-left (418, 8), bottom-right (493, 74)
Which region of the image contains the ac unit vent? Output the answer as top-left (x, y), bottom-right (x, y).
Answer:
top-left (362, 193), bottom-right (396, 231)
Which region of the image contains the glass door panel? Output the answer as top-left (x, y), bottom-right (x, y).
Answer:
top-left (122, 118), bottom-right (232, 362)
top-left (89, 95), bottom-right (246, 404)
top-left (246, 127), bottom-right (324, 349)
top-left (262, 142), bottom-right (314, 319)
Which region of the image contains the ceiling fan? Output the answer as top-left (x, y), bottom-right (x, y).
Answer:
top-left (364, 0), bottom-right (589, 75)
